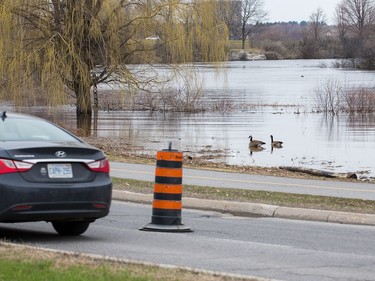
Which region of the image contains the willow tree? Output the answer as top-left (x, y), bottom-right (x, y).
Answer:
top-left (0, 0), bottom-right (228, 124)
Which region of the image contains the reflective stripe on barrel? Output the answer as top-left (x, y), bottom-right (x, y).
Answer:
top-left (153, 200), bottom-right (182, 209)
top-left (156, 151), bottom-right (183, 162)
top-left (153, 184), bottom-right (183, 201)
top-left (151, 150), bottom-right (183, 226)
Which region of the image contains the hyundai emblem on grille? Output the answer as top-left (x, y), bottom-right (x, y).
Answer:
top-left (55, 151), bottom-right (67, 158)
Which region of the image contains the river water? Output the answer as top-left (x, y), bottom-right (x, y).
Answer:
top-left (8, 59), bottom-right (375, 180)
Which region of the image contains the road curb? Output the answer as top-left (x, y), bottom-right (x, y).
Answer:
top-left (112, 190), bottom-right (375, 226)
top-left (274, 207), bottom-right (375, 225)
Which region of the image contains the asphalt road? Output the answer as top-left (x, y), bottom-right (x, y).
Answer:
top-left (2, 201), bottom-right (375, 281)
top-left (110, 161), bottom-right (375, 200)
top-left (2, 161), bottom-right (375, 281)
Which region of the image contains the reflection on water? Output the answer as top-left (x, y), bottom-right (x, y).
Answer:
top-left (9, 59), bottom-right (375, 180)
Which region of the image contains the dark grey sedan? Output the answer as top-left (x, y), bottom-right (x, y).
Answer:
top-left (0, 111), bottom-right (112, 235)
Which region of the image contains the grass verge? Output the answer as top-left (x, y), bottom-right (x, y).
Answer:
top-left (112, 178), bottom-right (375, 214)
top-left (0, 243), bottom-right (254, 281)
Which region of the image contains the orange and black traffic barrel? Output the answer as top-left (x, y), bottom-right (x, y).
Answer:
top-left (141, 143), bottom-right (192, 232)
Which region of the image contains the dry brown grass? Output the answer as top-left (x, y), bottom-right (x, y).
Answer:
top-left (0, 242), bottom-right (261, 281)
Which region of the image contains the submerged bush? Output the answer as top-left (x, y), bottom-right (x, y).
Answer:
top-left (314, 78), bottom-right (343, 115)
top-left (344, 87), bottom-right (375, 113)
top-left (314, 79), bottom-right (375, 114)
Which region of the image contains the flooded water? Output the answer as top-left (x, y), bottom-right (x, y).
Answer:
top-left (8, 59), bottom-right (375, 180)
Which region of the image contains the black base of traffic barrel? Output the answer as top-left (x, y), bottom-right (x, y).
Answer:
top-left (140, 223), bottom-right (192, 232)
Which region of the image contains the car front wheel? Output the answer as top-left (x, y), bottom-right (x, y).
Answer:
top-left (52, 221), bottom-right (91, 236)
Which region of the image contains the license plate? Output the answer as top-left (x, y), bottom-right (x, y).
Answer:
top-left (48, 164), bottom-right (73, 178)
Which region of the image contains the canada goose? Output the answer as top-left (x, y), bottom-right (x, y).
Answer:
top-left (249, 146), bottom-right (265, 156)
top-left (248, 135), bottom-right (265, 148)
top-left (270, 135), bottom-right (283, 148)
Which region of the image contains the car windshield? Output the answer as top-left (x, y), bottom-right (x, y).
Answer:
top-left (0, 117), bottom-right (79, 142)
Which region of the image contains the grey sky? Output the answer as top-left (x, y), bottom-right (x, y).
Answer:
top-left (264, 0), bottom-right (341, 24)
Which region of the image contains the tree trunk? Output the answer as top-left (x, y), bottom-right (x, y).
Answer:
top-left (76, 113), bottom-right (92, 137)
top-left (241, 25), bottom-right (246, 49)
top-left (74, 79), bottom-right (93, 134)
top-left (241, 37), bottom-right (245, 49)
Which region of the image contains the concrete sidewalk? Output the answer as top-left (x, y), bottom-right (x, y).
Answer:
top-left (113, 190), bottom-right (375, 226)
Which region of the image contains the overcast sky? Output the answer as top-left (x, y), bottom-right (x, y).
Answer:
top-left (264, 0), bottom-right (341, 24)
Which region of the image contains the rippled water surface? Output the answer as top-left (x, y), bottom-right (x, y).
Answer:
top-left (17, 59), bottom-right (375, 179)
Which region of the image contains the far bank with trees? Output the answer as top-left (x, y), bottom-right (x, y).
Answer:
top-left (237, 0), bottom-right (375, 69)
top-left (0, 0), bottom-right (374, 127)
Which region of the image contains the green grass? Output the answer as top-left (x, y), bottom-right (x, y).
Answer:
top-left (0, 244), bottom-right (242, 281)
top-left (228, 40), bottom-right (261, 52)
top-left (0, 259), bottom-right (139, 281)
top-left (112, 177), bottom-right (375, 214)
